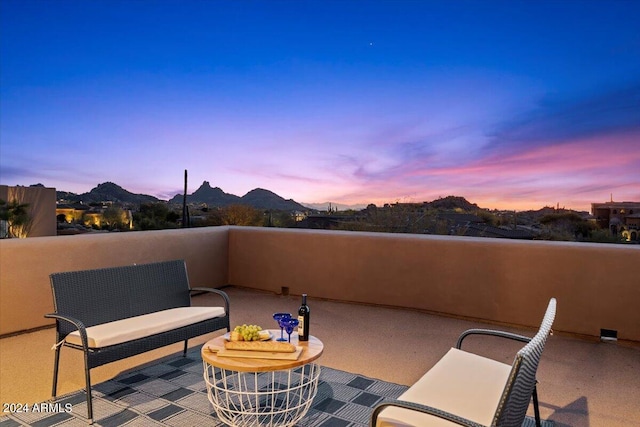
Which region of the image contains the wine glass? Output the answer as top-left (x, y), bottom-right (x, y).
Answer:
top-left (273, 313), bottom-right (291, 342)
top-left (283, 318), bottom-right (299, 343)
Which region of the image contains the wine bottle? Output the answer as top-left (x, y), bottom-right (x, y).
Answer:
top-left (298, 294), bottom-right (310, 341)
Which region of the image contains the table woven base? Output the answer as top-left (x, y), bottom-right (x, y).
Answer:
top-left (204, 362), bottom-right (321, 427)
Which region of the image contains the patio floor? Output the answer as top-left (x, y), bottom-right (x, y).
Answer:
top-left (1, 286), bottom-right (639, 426)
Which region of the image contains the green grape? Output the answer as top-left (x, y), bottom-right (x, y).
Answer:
top-left (232, 323), bottom-right (265, 341)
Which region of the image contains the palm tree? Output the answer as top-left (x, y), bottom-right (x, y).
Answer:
top-left (0, 199), bottom-right (32, 238)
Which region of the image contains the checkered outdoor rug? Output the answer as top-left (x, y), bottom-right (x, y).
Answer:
top-left (0, 348), bottom-right (552, 426)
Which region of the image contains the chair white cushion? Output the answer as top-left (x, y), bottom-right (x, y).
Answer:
top-left (377, 347), bottom-right (512, 427)
top-left (66, 306), bottom-right (226, 348)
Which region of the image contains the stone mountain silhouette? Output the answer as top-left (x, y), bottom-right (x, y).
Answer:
top-left (54, 182), bottom-right (497, 213)
top-left (57, 182), bottom-right (160, 204)
top-left (168, 181), bottom-right (307, 211)
top-left (56, 181), bottom-right (307, 211)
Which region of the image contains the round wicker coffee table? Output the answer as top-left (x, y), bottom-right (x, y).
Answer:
top-left (202, 330), bottom-right (324, 427)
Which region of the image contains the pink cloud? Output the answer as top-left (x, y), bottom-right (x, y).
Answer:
top-left (328, 130), bottom-right (640, 210)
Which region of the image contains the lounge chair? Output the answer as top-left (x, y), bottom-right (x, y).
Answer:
top-left (371, 298), bottom-right (556, 427)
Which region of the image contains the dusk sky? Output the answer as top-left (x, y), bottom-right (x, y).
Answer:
top-left (1, 1), bottom-right (639, 211)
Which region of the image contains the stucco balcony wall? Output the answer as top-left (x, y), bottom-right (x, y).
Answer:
top-left (0, 227), bottom-right (229, 335)
top-left (1, 225), bottom-right (639, 342)
top-left (228, 227), bottom-right (640, 342)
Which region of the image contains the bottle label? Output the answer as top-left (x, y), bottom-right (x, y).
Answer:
top-left (298, 315), bottom-right (305, 336)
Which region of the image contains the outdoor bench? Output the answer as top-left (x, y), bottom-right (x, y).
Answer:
top-left (44, 259), bottom-right (230, 424)
top-left (371, 298), bottom-right (556, 427)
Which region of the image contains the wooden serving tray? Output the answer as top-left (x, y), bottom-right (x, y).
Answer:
top-left (214, 346), bottom-right (303, 360)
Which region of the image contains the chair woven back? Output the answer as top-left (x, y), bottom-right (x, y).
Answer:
top-left (492, 298), bottom-right (556, 427)
top-left (49, 260), bottom-right (191, 337)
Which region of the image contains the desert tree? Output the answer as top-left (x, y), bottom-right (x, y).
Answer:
top-left (0, 199), bottom-right (32, 238)
top-left (102, 206), bottom-right (129, 230)
top-left (221, 204), bottom-right (263, 226)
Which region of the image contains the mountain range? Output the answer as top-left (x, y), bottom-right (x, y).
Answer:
top-left (56, 182), bottom-right (160, 205)
top-left (56, 181), bottom-right (308, 211)
top-left (44, 182), bottom-right (585, 216)
top-left (167, 181), bottom-right (307, 211)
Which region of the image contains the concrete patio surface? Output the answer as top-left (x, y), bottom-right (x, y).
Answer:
top-left (1, 286), bottom-right (639, 426)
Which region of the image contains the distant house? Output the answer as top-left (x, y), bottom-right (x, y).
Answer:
top-left (56, 203), bottom-right (133, 231)
top-left (292, 211), bottom-right (308, 222)
top-left (591, 201), bottom-right (640, 242)
top-left (56, 202), bottom-right (90, 223)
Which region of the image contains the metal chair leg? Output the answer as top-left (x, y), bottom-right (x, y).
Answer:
top-left (532, 384), bottom-right (541, 427)
top-left (183, 339), bottom-right (188, 356)
top-left (83, 352), bottom-right (94, 424)
top-left (51, 345), bottom-right (61, 398)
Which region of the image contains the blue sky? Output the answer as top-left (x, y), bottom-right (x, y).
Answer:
top-left (1, 0), bottom-right (639, 211)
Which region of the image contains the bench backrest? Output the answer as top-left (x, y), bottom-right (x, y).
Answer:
top-left (50, 260), bottom-right (191, 337)
top-left (492, 298), bottom-right (556, 427)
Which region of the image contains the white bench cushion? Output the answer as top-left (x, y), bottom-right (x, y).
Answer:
top-left (377, 347), bottom-right (512, 427)
top-left (66, 306), bottom-right (226, 348)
